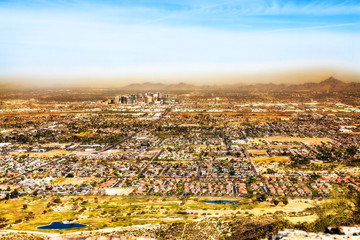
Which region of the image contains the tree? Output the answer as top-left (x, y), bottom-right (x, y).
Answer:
top-left (12, 188), bottom-right (19, 198)
top-left (272, 198), bottom-right (280, 206)
top-left (0, 217), bottom-right (8, 228)
top-left (256, 193), bottom-right (267, 202)
top-left (346, 145), bottom-right (357, 157)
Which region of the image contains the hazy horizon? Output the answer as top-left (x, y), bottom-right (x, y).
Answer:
top-left (1, 0), bottom-right (359, 86)
top-left (1, 67), bottom-right (360, 89)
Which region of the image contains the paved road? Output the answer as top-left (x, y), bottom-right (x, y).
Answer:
top-left (221, 128), bottom-right (231, 152)
top-left (239, 131), bottom-right (269, 194)
top-left (242, 148), bottom-right (259, 177)
top-left (138, 149), bottom-right (164, 177)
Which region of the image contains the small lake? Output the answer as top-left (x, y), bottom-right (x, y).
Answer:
top-left (37, 221), bottom-right (87, 229)
top-left (204, 200), bottom-right (239, 204)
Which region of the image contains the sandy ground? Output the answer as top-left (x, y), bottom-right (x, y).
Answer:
top-left (10, 150), bottom-right (70, 157)
top-left (285, 215), bottom-right (318, 223)
top-left (53, 178), bottom-right (99, 185)
top-left (0, 223), bottom-right (158, 238)
top-left (252, 156), bottom-right (291, 163)
top-left (0, 229), bottom-right (59, 237)
top-left (105, 187), bottom-right (135, 196)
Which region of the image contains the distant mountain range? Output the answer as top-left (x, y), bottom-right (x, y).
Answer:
top-left (0, 77), bottom-right (359, 92)
top-left (121, 82), bottom-right (199, 91)
top-left (121, 77), bottom-right (360, 92)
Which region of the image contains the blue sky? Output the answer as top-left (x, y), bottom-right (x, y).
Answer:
top-left (0, 0), bottom-right (359, 78)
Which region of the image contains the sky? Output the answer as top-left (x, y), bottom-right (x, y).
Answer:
top-left (0, 0), bottom-right (359, 83)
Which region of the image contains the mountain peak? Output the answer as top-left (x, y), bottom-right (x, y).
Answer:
top-left (320, 77), bottom-right (343, 85)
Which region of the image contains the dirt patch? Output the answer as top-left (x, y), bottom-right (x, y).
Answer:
top-left (252, 156), bottom-right (291, 163)
top-left (10, 150), bottom-right (69, 158)
top-left (52, 178), bottom-right (98, 185)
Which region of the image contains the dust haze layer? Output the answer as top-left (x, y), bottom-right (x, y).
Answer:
top-left (1, 67), bottom-right (359, 89)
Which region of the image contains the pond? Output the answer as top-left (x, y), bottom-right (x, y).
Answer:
top-left (37, 221), bottom-right (87, 229)
top-left (204, 200), bottom-right (239, 204)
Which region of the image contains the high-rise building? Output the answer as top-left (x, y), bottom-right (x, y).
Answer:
top-left (120, 96), bottom-right (128, 104)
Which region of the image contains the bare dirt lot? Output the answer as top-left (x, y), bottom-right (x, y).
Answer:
top-left (52, 178), bottom-right (100, 185)
top-left (10, 150), bottom-right (69, 158)
top-left (252, 156), bottom-right (291, 163)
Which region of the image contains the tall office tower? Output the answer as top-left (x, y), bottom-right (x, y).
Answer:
top-left (120, 96), bottom-right (128, 104)
top-left (146, 95), bottom-right (153, 104)
top-left (129, 95), bottom-right (136, 104)
top-left (137, 93), bottom-right (142, 102)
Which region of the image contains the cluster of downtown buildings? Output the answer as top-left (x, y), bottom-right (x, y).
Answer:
top-left (105, 92), bottom-right (171, 105)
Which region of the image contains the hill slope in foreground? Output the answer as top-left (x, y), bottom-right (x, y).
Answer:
top-left (1, 218), bottom-right (359, 240)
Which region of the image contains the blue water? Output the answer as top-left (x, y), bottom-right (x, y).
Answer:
top-left (204, 200), bottom-right (238, 204)
top-left (37, 222), bottom-right (87, 229)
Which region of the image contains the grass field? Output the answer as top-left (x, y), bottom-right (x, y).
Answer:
top-left (0, 196), bottom-right (318, 233)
